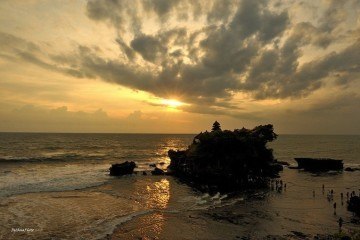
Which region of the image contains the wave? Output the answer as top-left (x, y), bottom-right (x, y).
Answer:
top-left (0, 153), bottom-right (106, 164)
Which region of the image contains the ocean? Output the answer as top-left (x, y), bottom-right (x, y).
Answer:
top-left (0, 133), bottom-right (359, 239)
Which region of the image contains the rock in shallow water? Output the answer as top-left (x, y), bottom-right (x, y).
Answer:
top-left (345, 167), bottom-right (360, 172)
top-left (168, 122), bottom-right (282, 191)
top-left (151, 167), bottom-right (165, 175)
top-left (294, 158), bottom-right (343, 171)
top-left (109, 161), bottom-right (136, 176)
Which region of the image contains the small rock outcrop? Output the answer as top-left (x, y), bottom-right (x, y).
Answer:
top-left (109, 161), bottom-right (136, 176)
top-left (151, 167), bottom-right (165, 175)
top-left (294, 158), bottom-right (343, 171)
top-left (276, 161), bottom-right (290, 166)
top-left (168, 122), bottom-right (282, 191)
top-left (348, 196), bottom-right (360, 216)
top-left (345, 167), bottom-right (360, 172)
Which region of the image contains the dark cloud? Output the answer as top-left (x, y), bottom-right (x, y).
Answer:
top-left (130, 34), bottom-right (167, 62)
top-left (305, 93), bottom-right (360, 113)
top-left (318, 0), bottom-right (347, 33)
top-left (142, 0), bottom-right (181, 17)
top-left (2, 0), bottom-right (359, 120)
top-left (86, 0), bottom-right (128, 30)
top-left (116, 38), bottom-right (136, 61)
top-left (0, 32), bottom-right (40, 53)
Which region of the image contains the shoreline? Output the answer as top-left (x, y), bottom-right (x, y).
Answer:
top-left (1, 170), bottom-right (359, 240)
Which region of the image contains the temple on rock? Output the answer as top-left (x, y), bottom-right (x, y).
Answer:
top-left (168, 122), bottom-right (282, 192)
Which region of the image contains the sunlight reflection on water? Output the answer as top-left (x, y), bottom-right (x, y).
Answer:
top-left (146, 178), bottom-right (170, 209)
top-left (142, 178), bottom-right (170, 237)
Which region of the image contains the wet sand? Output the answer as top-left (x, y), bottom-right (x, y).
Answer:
top-left (108, 168), bottom-right (360, 240)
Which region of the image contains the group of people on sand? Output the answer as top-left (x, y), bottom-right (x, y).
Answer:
top-left (269, 179), bottom-right (286, 192)
top-left (269, 180), bottom-right (359, 233)
top-left (321, 184), bottom-right (359, 232)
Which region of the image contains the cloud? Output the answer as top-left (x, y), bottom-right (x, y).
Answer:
top-left (300, 92), bottom-right (360, 114)
top-left (0, 104), bottom-right (203, 133)
top-left (130, 34), bottom-right (167, 62)
top-left (1, 0), bottom-right (359, 120)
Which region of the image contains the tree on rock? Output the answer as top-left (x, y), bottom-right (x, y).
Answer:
top-left (211, 121), bottom-right (221, 131)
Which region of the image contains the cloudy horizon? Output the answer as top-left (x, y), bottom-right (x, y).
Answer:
top-left (0, 0), bottom-right (359, 134)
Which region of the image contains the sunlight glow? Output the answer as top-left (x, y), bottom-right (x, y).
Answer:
top-left (161, 99), bottom-right (183, 108)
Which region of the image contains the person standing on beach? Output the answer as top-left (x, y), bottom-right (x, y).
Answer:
top-left (338, 217), bottom-right (343, 232)
top-left (341, 193), bottom-right (344, 205)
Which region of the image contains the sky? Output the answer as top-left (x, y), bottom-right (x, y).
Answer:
top-left (0, 0), bottom-right (359, 134)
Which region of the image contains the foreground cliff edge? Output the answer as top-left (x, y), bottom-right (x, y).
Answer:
top-left (168, 121), bottom-right (283, 192)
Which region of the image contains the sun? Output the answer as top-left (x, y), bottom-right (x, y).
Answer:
top-left (161, 99), bottom-right (183, 108)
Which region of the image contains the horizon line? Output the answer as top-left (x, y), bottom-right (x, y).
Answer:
top-left (0, 131), bottom-right (359, 136)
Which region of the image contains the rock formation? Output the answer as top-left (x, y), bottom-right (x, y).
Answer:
top-left (294, 158), bottom-right (343, 171)
top-left (109, 161), bottom-right (136, 176)
top-left (168, 122), bottom-right (282, 191)
top-left (151, 167), bottom-right (165, 175)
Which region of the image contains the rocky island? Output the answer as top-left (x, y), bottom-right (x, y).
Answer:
top-left (294, 158), bottom-right (344, 171)
top-left (168, 121), bottom-right (283, 191)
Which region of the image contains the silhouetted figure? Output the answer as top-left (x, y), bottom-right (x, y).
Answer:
top-left (333, 202), bottom-right (337, 215)
top-left (331, 189), bottom-right (334, 195)
top-left (270, 180), bottom-right (274, 190)
top-left (338, 217), bottom-right (343, 232)
top-left (211, 121), bottom-right (221, 132)
top-left (341, 193), bottom-right (343, 200)
top-left (284, 183), bottom-right (287, 190)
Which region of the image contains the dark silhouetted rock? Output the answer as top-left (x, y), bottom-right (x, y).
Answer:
top-left (294, 158), bottom-right (343, 171)
top-left (149, 163), bottom-right (156, 167)
top-left (345, 167), bottom-right (360, 172)
top-left (159, 162), bottom-right (166, 165)
top-left (288, 166), bottom-right (300, 169)
top-left (151, 167), bottom-right (165, 175)
top-left (168, 123), bottom-right (282, 191)
top-left (348, 196), bottom-right (360, 216)
top-left (109, 161), bottom-right (136, 176)
top-left (142, 171), bottom-right (147, 175)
